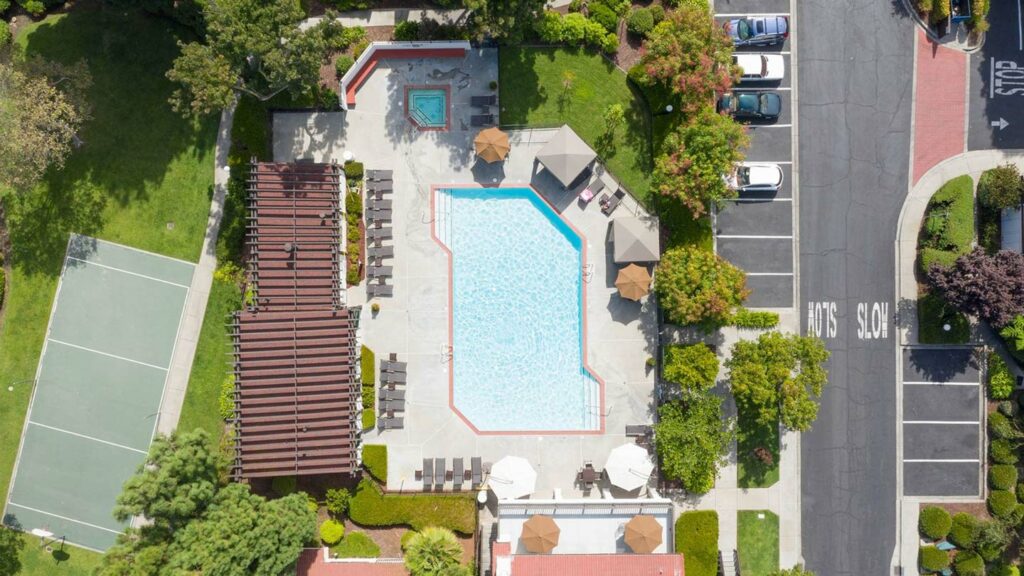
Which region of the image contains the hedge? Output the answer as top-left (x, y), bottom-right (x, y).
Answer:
top-left (953, 551), bottom-right (984, 576)
top-left (348, 479), bottom-right (476, 534)
top-left (730, 309), bottom-right (780, 329)
top-left (989, 411), bottom-right (1020, 440)
top-left (674, 511), bottom-right (718, 576)
top-left (989, 351), bottom-right (1015, 400)
top-left (535, 11), bottom-right (619, 54)
top-left (362, 444), bottom-right (387, 484)
top-left (949, 512), bottom-right (979, 548)
top-left (320, 519), bottom-right (345, 545)
top-left (990, 438), bottom-right (1019, 465)
top-left (361, 346), bottom-right (376, 430)
top-left (988, 489), bottom-right (1017, 519)
top-left (989, 464), bottom-right (1018, 491)
top-left (344, 161), bottom-right (364, 180)
top-left (218, 373), bottom-right (235, 421)
top-left (331, 531), bottom-right (380, 558)
top-left (919, 545), bottom-right (950, 573)
top-left (336, 55), bottom-right (355, 78)
top-left (918, 506), bottom-right (952, 540)
top-left (918, 175), bottom-right (974, 273)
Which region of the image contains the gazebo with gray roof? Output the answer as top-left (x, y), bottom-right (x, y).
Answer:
top-left (535, 125), bottom-right (597, 188)
top-left (612, 217), bottom-right (661, 263)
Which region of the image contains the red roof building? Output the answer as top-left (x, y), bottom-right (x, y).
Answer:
top-left (296, 549), bottom-right (408, 576)
top-left (490, 541), bottom-right (685, 576)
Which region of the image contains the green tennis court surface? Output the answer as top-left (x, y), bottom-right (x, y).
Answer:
top-left (2, 234), bottom-right (194, 551)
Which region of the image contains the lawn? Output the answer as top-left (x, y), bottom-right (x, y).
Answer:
top-left (736, 412), bottom-right (779, 489)
top-left (675, 510), bottom-right (718, 576)
top-left (917, 290), bottom-right (970, 345)
top-left (12, 531), bottom-right (102, 576)
top-left (737, 510), bottom-right (779, 576)
top-left (0, 8), bottom-right (216, 505)
top-left (917, 174), bottom-right (975, 273)
top-left (498, 47), bottom-right (653, 204)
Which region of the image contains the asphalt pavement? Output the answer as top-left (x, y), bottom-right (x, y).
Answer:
top-left (968, 0), bottom-right (1024, 149)
top-left (797, 0), bottom-right (915, 574)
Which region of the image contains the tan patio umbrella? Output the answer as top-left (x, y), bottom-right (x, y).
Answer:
top-left (624, 515), bottom-right (663, 553)
top-left (521, 514), bottom-right (560, 553)
top-left (615, 263), bottom-right (652, 301)
top-left (474, 127), bottom-right (510, 163)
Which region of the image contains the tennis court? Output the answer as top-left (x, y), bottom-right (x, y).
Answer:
top-left (2, 234), bottom-right (194, 551)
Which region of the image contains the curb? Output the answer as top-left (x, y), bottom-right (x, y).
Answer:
top-left (898, 0), bottom-right (986, 55)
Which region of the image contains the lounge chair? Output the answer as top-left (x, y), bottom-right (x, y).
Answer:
top-left (367, 228), bottom-right (393, 242)
top-left (470, 114), bottom-right (495, 127)
top-left (367, 246), bottom-right (394, 259)
top-left (434, 458), bottom-right (446, 490)
top-left (368, 181), bottom-right (393, 192)
top-left (368, 265), bottom-right (393, 278)
top-left (367, 169), bottom-right (393, 181)
top-left (368, 284), bottom-right (393, 298)
top-left (366, 209), bottom-right (392, 222)
top-left (379, 416), bottom-right (403, 430)
top-left (579, 180), bottom-right (605, 204)
top-left (380, 398), bottom-right (405, 413)
top-left (601, 189), bottom-right (625, 216)
top-left (422, 458), bottom-right (433, 489)
top-left (453, 458), bottom-right (464, 490)
top-left (369, 199), bottom-right (393, 211)
top-left (381, 388), bottom-right (405, 401)
top-left (471, 95), bottom-right (497, 107)
top-left (381, 371), bottom-right (407, 384)
top-left (471, 457), bottom-right (482, 488)
top-left (625, 425), bottom-right (652, 437)
top-left (381, 360), bottom-right (407, 373)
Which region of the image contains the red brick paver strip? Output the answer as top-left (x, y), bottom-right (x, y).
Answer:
top-left (912, 28), bottom-right (967, 184)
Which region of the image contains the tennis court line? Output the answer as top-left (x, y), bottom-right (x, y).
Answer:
top-left (6, 501), bottom-right (122, 534)
top-left (28, 421), bottom-right (148, 454)
top-left (83, 234), bottom-right (197, 267)
top-left (66, 256), bottom-right (190, 289)
top-left (47, 338), bottom-right (169, 372)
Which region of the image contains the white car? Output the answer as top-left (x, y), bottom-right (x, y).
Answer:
top-left (734, 53), bottom-right (785, 82)
top-left (726, 163), bottom-right (784, 191)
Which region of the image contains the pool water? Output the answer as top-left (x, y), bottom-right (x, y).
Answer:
top-left (435, 187), bottom-right (600, 432)
top-left (408, 88), bottom-right (447, 128)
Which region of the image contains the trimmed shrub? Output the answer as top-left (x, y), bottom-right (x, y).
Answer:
top-left (918, 506), bottom-right (952, 540)
top-left (362, 444), bottom-right (387, 483)
top-left (344, 161), bottom-right (364, 180)
top-left (272, 475), bottom-right (297, 496)
top-left (730, 309), bottom-right (780, 329)
top-left (990, 352), bottom-right (1015, 400)
top-left (978, 164), bottom-right (1023, 210)
top-left (326, 488), bottom-right (351, 518)
top-left (650, 4), bottom-right (665, 22)
top-left (626, 7), bottom-right (654, 36)
top-left (674, 511), bottom-right (718, 576)
top-left (662, 343), bottom-right (719, 393)
top-left (990, 464), bottom-right (1018, 491)
top-left (401, 529), bottom-right (417, 551)
top-left (999, 400), bottom-right (1017, 417)
top-left (953, 551), bottom-right (984, 576)
top-left (989, 411), bottom-right (1020, 440)
top-left (353, 39), bottom-right (370, 60)
top-left (588, 3), bottom-right (618, 33)
top-left (991, 564), bottom-right (1022, 576)
top-left (218, 373), bottom-right (235, 421)
top-left (990, 438), bottom-right (1019, 465)
top-left (336, 55), bottom-right (355, 78)
top-left (320, 519), bottom-right (345, 545)
top-left (535, 11), bottom-right (619, 54)
top-left (331, 531), bottom-right (381, 558)
top-left (949, 512), bottom-right (979, 548)
top-left (919, 545), bottom-right (950, 573)
top-left (349, 479), bottom-right (476, 534)
top-left (394, 20), bottom-right (419, 41)
top-left (988, 489), bottom-right (1018, 519)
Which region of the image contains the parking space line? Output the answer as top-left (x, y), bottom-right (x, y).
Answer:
top-left (733, 87), bottom-right (792, 92)
top-left (727, 198), bottom-right (792, 202)
top-left (28, 421), bottom-right (148, 454)
top-left (751, 124), bottom-right (792, 128)
top-left (903, 381), bottom-right (978, 386)
top-left (903, 420), bottom-right (979, 425)
top-left (716, 234), bottom-right (793, 239)
top-left (714, 12), bottom-right (790, 17)
top-left (746, 272), bottom-right (793, 276)
top-left (47, 338), bottom-right (170, 372)
top-left (6, 501), bottom-right (122, 534)
top-left (903, 459), bottom-right (980, 463)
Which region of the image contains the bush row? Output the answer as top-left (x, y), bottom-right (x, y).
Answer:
top-left (918, 175), bottom-right (975, 273)
top-left (990, 351), bottom-right (1016, 400)
top-left (729, 309), bottom-right (780, 329)
top-left (535, 12), bottom-right (619, 54)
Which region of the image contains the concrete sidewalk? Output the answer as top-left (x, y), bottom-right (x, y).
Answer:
top-left (155, 100), bottom-right (236, 436)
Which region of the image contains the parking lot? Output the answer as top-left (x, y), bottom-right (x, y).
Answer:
top-left (901, 347), bottom-right (982, 498)
top-left (713, 0), bottom-right (796, 309)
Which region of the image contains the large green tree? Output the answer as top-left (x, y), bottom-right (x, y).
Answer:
top-left (652, 105), bottom-right (749, 218)
top-left (167, 0), bottom-right (341, 115)
top-left (404, 526), bottom-right (471, 576)
top-left (0, 58), bottom-right (91, 193)
top-left (466, 0), bottom-right (547, 43)
top-left (654, 244), bottom-right (750, 326)
top-left (726, 332), bottom-right (830, 432)
top-left (0, 527), bottom-right (24, 576)
top-left (654, 393), bottom-right (734, 494)
top-left (637, 3), bottom-right (738, 115)
top-left (662, 343), bottom-right (719, 393)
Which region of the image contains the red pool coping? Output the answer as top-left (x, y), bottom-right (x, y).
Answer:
top-left (404, 85), bottom-right (451, 132)
top-left (429, 184), bottom-right (606, 436)
top-left (345, 47), bottom-right (467, 108)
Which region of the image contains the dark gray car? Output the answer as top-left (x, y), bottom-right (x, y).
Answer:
top-left (725, 16), bottom-right (789, 46)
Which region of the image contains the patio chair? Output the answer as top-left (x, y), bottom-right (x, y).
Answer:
top-left (368, 284), bottom-right (393, 298)
top-left (471, 95), bottom-right (497, 107)
top-left (368, 265), bottom-right (393, 279)
top-left (381, 388), bottom-right (405, 401)
top-left (368, 181), bottom-right (394, 192)
top-left (470, 114), bottom-right (495, 127)
top-left (381, 360), bottom-right (407, 373)
top-left (579, 180), bottom-right (605, 205)
top-left (366, 209), bottom-right (392, 222)
top-left (601, 189), bottom-right (626, 216)
top-left (381, 371), bottom-right (407, 384)
top-left (453, 458), bottom-right (464, 490)
top-left (367, 228), bottom-right (393, 242)
top-left (379, 416), bottom-right (403, 430)
top-left (471, 457), bottom-right (482, 488)
top-left (384, 398), bottom-right (405, 412)
top-left (367, 169), bottom-right (393, 181)
top-left (368, 199), bottom-right (393, 211)
top-left (434, 458), bottom-right (446, 490)
top-left (422, 458), bottom-right (433, 489)
top-left (367, 245), bottom-right (394, 259)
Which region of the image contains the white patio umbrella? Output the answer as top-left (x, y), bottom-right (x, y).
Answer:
top-left (604, 443), bottom-right (655, 491)
top-left (488, 456), bottom-right (537, 500)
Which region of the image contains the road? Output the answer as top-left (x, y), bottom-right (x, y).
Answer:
top-left (797, 0), bottom-right (915, 574)
top-left (967, 0), bottom-right (1024, 149)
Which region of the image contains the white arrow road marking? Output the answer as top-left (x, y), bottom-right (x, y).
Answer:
top-left (992, 117), bottom-right (1010, 130)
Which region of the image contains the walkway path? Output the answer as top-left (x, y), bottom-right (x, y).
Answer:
top-left (155, 100), bottom-right (236, 436)
top-left (912, 28), bottom-right (969, 184)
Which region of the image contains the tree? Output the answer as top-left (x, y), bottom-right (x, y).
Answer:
top-left (603, 103), bottom-right (625, 134)
top-left (652, 105), bottom-right (749, 218)
top-left (654, 393), bottom-right (734, 494)
top-left (466, 0), bottom-right (547, 44)
top-left (768, 567), bottom-right (815, 576)
top-left (1000, 315), bottom-right (1024, 352)
top-left (326, 487), bottom-right (351, 517)
top-left (0, 58), bottom-right (91, 193)
top-left (403, 526), bottom-right (470, 576)
top-left (0, 527), bottom-right (24, 576)
top-left (113, 429), bottom-right (223, 532)
top-left (726, 332), bottom-right (830, 432)
top-left (662, 343), bottom-right (719, 393)
top-left (979, 164), bottom-right (1024, 210)
top-left (167, 0), bottom-right (341, 116)
top-left (637, 4), bottom-right (738, 115)
top-left (654, 244), bottom-right (750, 326)
top-left (927, 248), bottom-right (1024, 329)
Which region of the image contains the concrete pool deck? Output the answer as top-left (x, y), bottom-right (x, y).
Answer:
top-left (272, 48), bottom-right (658, 498)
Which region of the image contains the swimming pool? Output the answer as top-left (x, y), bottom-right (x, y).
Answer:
top-left (434, 187), bottom-right (600, 432)
top-left (407, 88), bottom-right (448, 129)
